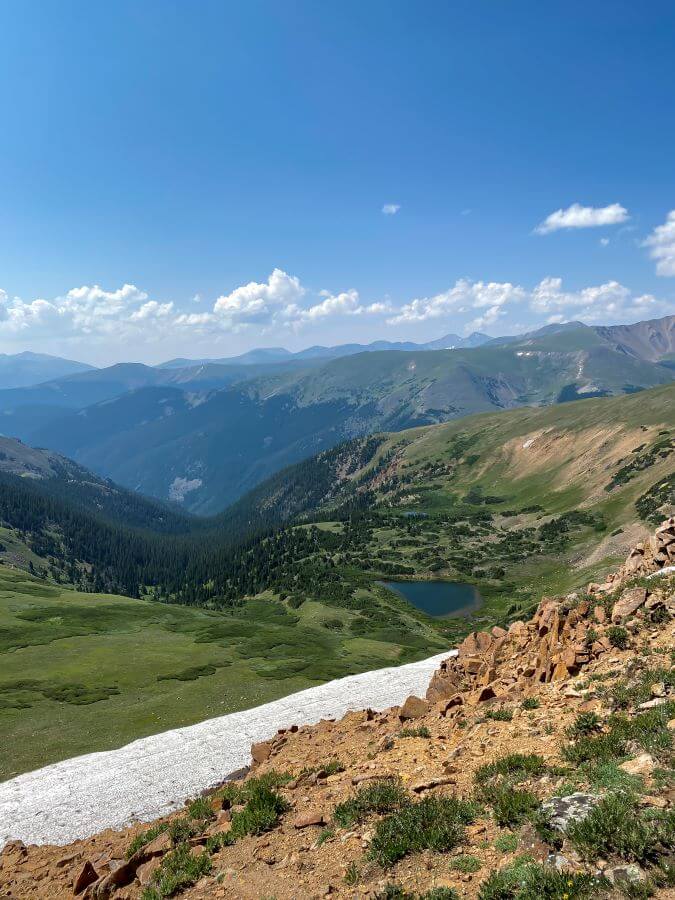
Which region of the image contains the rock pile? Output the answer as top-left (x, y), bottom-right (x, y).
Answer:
top-left (412, 520), bottom-right (675, 716)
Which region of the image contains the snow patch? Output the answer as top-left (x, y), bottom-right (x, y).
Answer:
top-left (0, 649), bottom-right (454, 848)
top-left (168, 476), bottom-right (202, 502)
top-left (522, 438), bottom-right (535, 449)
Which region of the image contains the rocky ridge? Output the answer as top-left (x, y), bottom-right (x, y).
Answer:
top-left (1, 521), bottom-right (674, 899)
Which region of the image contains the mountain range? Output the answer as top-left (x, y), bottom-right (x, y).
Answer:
top-left (0, 315), bottom-right (673, 513)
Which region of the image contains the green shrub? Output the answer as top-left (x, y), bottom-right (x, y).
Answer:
top-left (477, 859), bottom-right (609, 900)
top-left (204, 831), bottom-right (235, 853)
top-left (565, 712), bottom-right (601, 739)
top-left (611, 665), bottom-right (675, 710)
top-left (399, 726), bottom-right (431, 738)
top-left (369, 795), bottom-right (477, 867)
top-left (186, 796), bottom-right (215, 821)
top-left (521, 698), bottom-right (540, 710)
top-left (607, 626), bottom-right (629, 649)
top-left (334, 777), bottom-right (408, 828)
top-left (375, 887), bottom-right (460, 900)
top-left (140, 844), bottom-right (212, 899)
top-left (230, 778), bottom-right (289, 838)
top-left (344, 861), bottom-right (360, 885)
top-left (566, 793), bottom-right (675, 864)
top-left (451, 853), bottom-right (482, 872)
top-left (494, 831), bottom-right (519, 853)
top-left (585, 761), bottom-right (644, 793)
top-left (562, 728), bottom-right (626, 765)
top-left (480, 783), bottom-right (539, 828)
top-left (485, 708), bottom-right (513, 722)
top-left (475, 754), bottom-right (546, 785)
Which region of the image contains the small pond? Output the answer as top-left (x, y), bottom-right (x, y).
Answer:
top-left (381, 580), bottom-right (483, 619)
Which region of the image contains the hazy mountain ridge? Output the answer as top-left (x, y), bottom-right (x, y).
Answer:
top-left (0, 315), bottom-right (673, 513)
top-left (0, 351), bottom-right (94, 389)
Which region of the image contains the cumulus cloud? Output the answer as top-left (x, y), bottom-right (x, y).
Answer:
top-left (213, 268), bottom-right (304, 324)
top-left (529, 277), bottom-right (662, 322)
top-left (0, 267), bottom-right (669, 355)
top-left (388, 275), bottom-right (667, 331)
top-left (535, 202), bottom-right (629, 235)
top-left (0, 282), bottom-right (163, 341)
top-left (643, 210), bottom-right (675, 276)
top-left (382, 203), bottom-right (400, 215)
top-left (388, 279), bottom-right (526, 325)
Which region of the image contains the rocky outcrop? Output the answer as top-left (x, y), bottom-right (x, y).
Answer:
top-left (589, 516), bottom-right (675, 590)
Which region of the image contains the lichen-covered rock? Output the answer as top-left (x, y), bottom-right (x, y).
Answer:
top-left (540, 793), bottom-right (599, 831)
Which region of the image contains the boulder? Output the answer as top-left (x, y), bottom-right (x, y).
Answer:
top-left (143, 831), bottom-right (171, 857)
top-left (458, 631), bottom-right (493, 659)
top-left (73, 861), bottom-right (99, 895)
top-left (399, 695), bottom-right (430, 720)
top-left (293, 811), bottom-right (326, 828)
top-left (611, 587), bottom-right (647, 623)
top-left (251, 740), bottom-right (273, 764)
top-left (606, 864), bottom-right (647, 888)
top-left (619, 753), bottom-right (656, 777)
top-left (541, 793), bottom-right (599, 831)
top-left (470, 685), bottom-right (497, 703)
top-left (135, 858), bottom-right (161, 886)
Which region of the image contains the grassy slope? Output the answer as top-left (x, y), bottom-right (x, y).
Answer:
top-left (335, 384), bottom-right (674, 610)
top-left (0, 568), bottom-right (445, 781)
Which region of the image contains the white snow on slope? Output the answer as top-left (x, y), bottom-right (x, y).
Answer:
top-left (0, 649), bottom-right (454, 849)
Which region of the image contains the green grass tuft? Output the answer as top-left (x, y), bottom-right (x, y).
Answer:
top-left (369, 795), bottom-right (477, 867)
top-left (140, 844), bottom-right (212, 899)
top-left (475, 754), bottom-right (546, 785)
top-left (333, 777), bottom-right (408, 828)
top-left (477, 859), bottom-right (609, 900)
top-left (566, 793), bottom-right (675, 865)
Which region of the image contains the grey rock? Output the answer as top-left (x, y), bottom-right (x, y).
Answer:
top-left (606, 863), bottom-right (646, 886)
top-left (541, 793), bottom-right (599, 831)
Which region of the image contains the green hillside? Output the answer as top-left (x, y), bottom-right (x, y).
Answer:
top-left (0, 564), bottom-right (446, 780)
top-left (1, 386), bottom-right (673, 778)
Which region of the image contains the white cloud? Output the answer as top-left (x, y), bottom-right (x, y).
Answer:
top-left (295, 290), bottom-right (391, 323)
top-left (388, 279), bottom-right (526, 325)
top-left (529, 276), bottom-right (662, 322)
top-left (643, 210), bottom-right (675, 276)
top-left (0, 282), bottom-right (165, 341)
top-left (213, 268), bottom-right (304, 324)
top-left (382, 203), bottom-right (400, 216)
top-left (0, 267), bottom-right (669, 358)
top-left (535, 203), bottom-right (629, 235)
top-left (600, 237), bottom-right (610, 247)
top-left (130, 300), bottom-right (174, 321)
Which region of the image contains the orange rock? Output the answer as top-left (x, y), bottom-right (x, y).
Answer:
top-left (293, 811), bottom-right (326, 828)
top-left (399, 695), bottom-right (431, 720)
top-left (73, 861), bottom-right (98, 895)
top-left (251, 740), bottom-right (273, 764)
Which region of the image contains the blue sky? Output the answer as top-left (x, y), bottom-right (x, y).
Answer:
top-left (0, 0), bottom-right (674, 364)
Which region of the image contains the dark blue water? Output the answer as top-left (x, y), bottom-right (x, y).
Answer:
top-left (382, 580), bottom-right (482, 618)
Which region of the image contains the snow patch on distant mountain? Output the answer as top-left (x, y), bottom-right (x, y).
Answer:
top-left (169, 476), bottom-right (202, 502)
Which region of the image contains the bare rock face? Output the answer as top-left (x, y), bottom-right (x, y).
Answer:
top-left (425, 658), bottom-right (464, 702)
